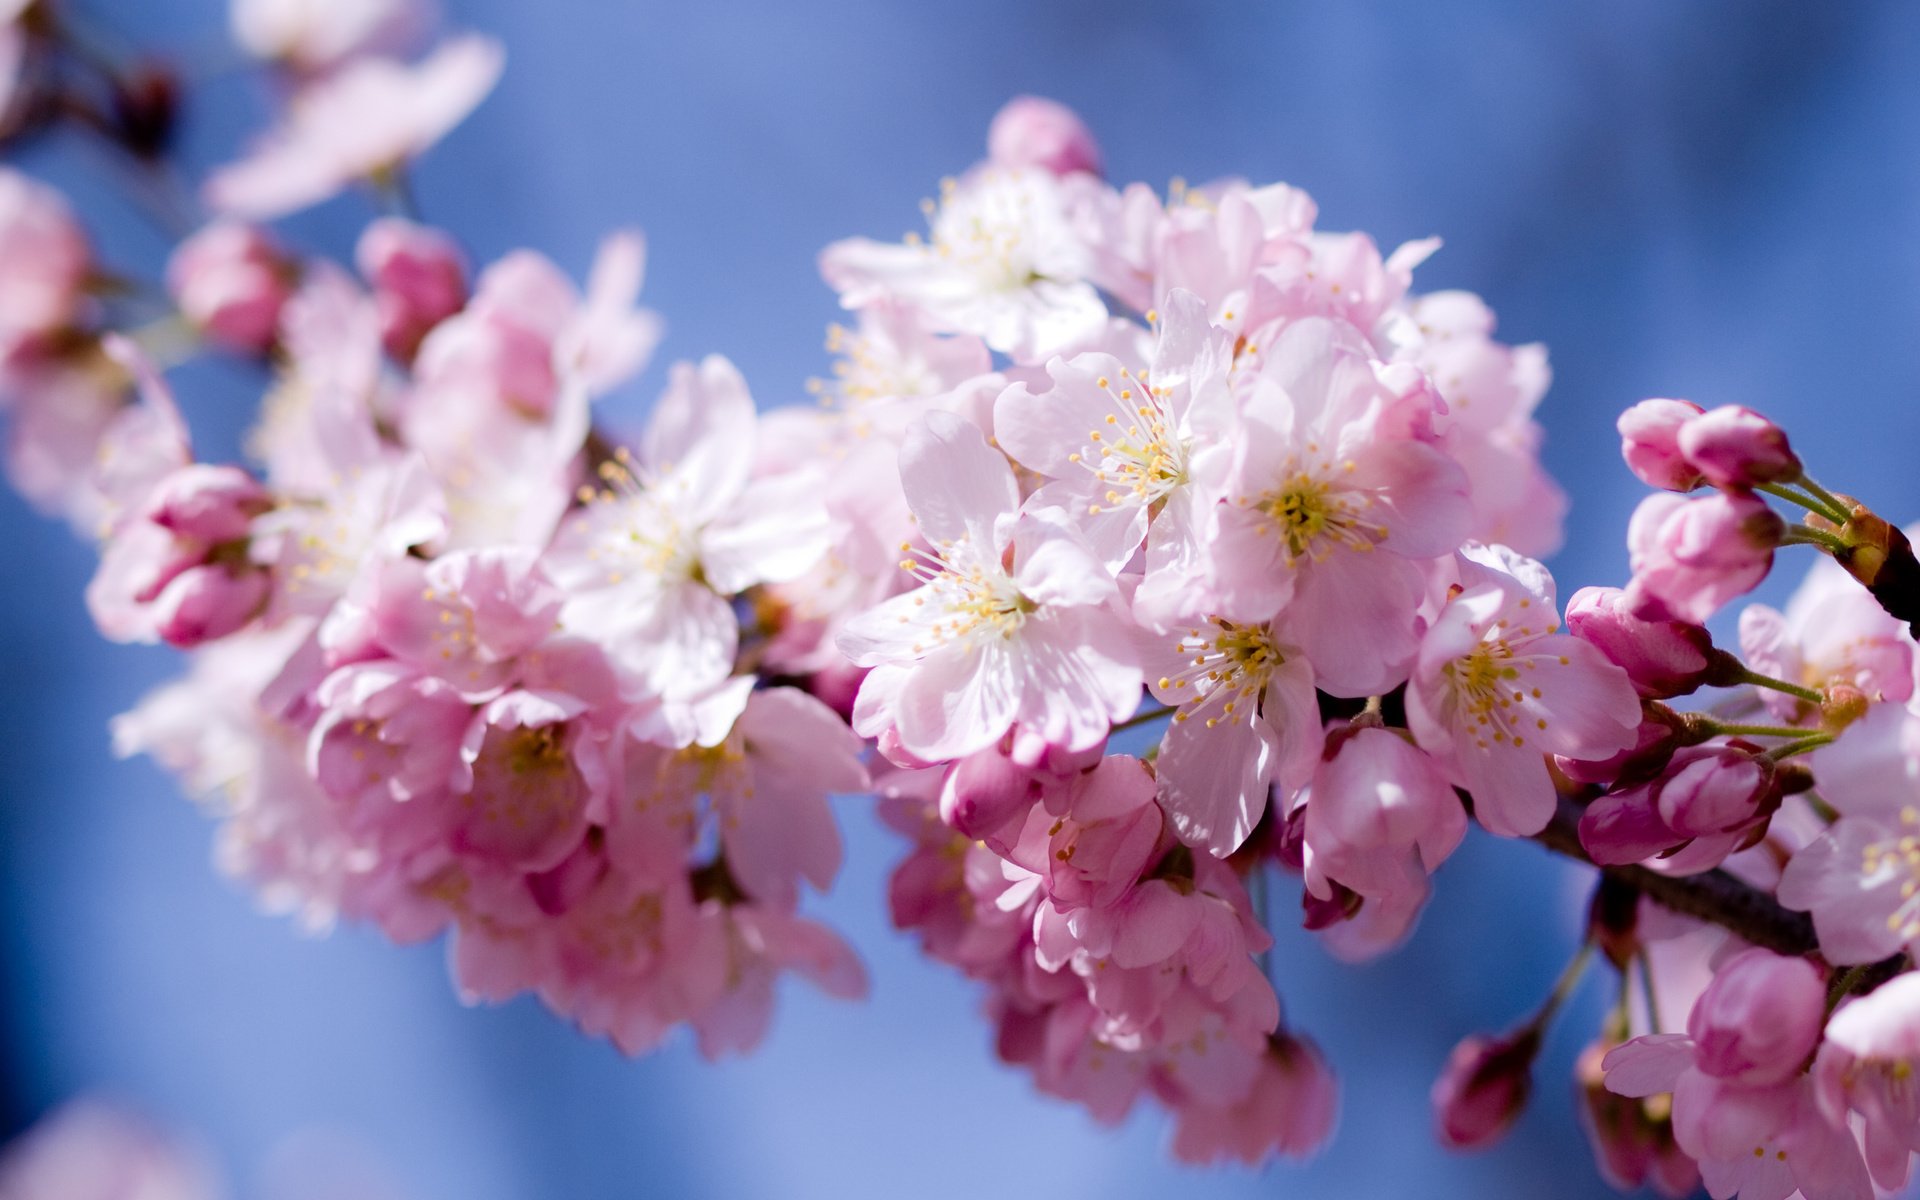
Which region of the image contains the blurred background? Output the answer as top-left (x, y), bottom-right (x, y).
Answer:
top-left (2, 1), bottom-right (1919, 1196)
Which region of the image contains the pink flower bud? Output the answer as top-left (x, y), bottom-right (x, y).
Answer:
top-left (939, 746), bottom-right (1034, 839)
top-left (1432, 1028), bottom-right (1542, 1150)
top-left (166, 220), bottom-right (296, 355)
top-left (357, 217), bottom-right (468, 361)
top-left (1008, 726), bottom-right (1105, 776)
top-left (145, 464), bottom-right (271, 543)
top-left (1576, 1042), bottom-right (1699, 1198)
top-left (1625, 491), bottom-right (1783, 624)
top-left (1686, 948), bottom-right (1824, 1086)
top-left (1677, 405), bottom-right (1801, 489)
top-left (1564, 586), bottom-right (1720, 699)
top-left (0, 169), bottom-right (90, 342)
top-left (149, 564), bottom-right (270, 647)
top-left (1618, 398), bottom-right (1706, 492)
top-left (987, 96), bottom-right (1103, 177)
top-left (1652, 743), bottom-right (1777, 839)
top-left (1578, 785), bottom-right (1684, 866)
top-left (1556, 714), bottom-right (1678, 788)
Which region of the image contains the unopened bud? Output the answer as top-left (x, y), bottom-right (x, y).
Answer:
top-left (1676, 405), bottom-right (1801, 489)
top-left (1432, 1028), bottom-right (1542, 1151)
top-left (987, 96), bottom-right (1103, 178)
top-left (1617, 399), bottom-right (1706, 492)
top-left (1564, 586), bottom-right (1715, 699)
top-left (1687, 948), bottom-right (1823, 1087)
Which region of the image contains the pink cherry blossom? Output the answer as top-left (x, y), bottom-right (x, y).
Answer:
top-left (1407, 546), bottom-right (1641, 837)
top-left (167, 220), bottom-right (296, 355)
top-left (987, 95), bottom-right (1102, 177)
top-left (1605, 1027), bottom-right (1873, 1200)
top-left (206, 34), bottom-right (503, 219)
top-left (546, 354), bottom-right (826, 695)
top-left (1432, 1028), bottom-right (1540, 1150)
top-left (1400, 289), bottom-right (1566, 556)
top-left (1678, 405), bottom-right (1801, 490)
top-left (1739, 554), bottom-right (1914, 724)
top-left (231, 0), bottom-right (434, 72)
top-left (994, 287), bottom-right (1233, 584)
top-left (356, 216), bottom-right (467, 360)
top-left (1304, 724), bottom-right (1465, 903)
top-left (615, 687), bottom-right (867, 909)
top-left (1565, 584), bottom-right (1720, 699)
top-left (1817, 973), bottom-right (1920, 1191)
top-left (0, 168), bottom-right (88, 346)
top-left (1198, 316), bottom-right (1472, 695)
top-left (0, 1101), bottom-right (220, 1200)
top-left (1618, 398), bottom-right (1706, 492)
top-left (1777, 703), bottom-right (1920, 964)
top-left (1686, 949), bottom-right (1825, 1087)
top-left (838, 410), bottom-right (1142, 762)
top-left (1625, 490), bottom-right (1784, 624)
top-left (820, 163), bottom-right (1108, 358)
top-left (1168, 1035), bottom-right (1339, 1165)
top-left (1145, 614), bottom-right (1319, 857)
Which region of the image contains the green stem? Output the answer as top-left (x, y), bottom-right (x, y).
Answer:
top-left (1783, 524), bottom-right (1851, 555)
top-left (1758, 482), bottom-right (1851, 526)
top-left (1531, 942), bottom-right (1593, 1030)
top-left (1797, 476), bottom-right (1852, 521)
top-left (1704, 721), bottom-right (1819, 740)
top-left (1735, 668), bottom-right (1822, 706)
top-left (1768, 734), bottom-right (1835, 760)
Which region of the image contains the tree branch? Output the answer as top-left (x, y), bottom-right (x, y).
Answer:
top-left (1530, 794), bottom-right (1816, 954)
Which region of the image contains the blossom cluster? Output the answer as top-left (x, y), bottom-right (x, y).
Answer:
top-left (5, 1), bottom-right (1920, 1193)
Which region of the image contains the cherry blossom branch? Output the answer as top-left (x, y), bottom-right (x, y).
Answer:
top-left (1530, 794), bottom-right (1908, 996)
top-left (1530, 793), bottom-right (1817, 955)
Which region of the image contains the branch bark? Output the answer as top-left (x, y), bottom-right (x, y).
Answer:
top-left (1530, 794), bottom-right (1816, 955)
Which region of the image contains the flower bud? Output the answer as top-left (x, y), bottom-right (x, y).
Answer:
top-left (166, 220), bottom-right (296, 355)
top-left (1300, 879), bottom-right (1362, 930)
top-left (1676, 404), bottom-right (1801, 489)
top-left (149, 564), bottom-right (270, 647)
top-left (1686, 948), bottom-right (1824, 1086)
top-left (1575, 1042), bottom-right (1699, 1198)
top-left (145, 463), bottom-right (271, 542)
top-left (357, 217), bottom-right (468, 361)
top-left (1617, 399), bottom-right (1705, 492)
top-left (1625, 491), bottom-right (1783, 625)
top-left (1008, 726), bottom-right (1104, 776)
top-left (1578, 785), bottom-right (1683, 866)
top-left (1556, 713), bottom-right (1680, 789)
top-left (0, 168), bottom-right (89, 342)
top-left (987, 96), bottom-right (1102, 177)
top-left (1564, 586), bottom-right (1723, 699)
top-left (1432, 1028), bottom-right (1542, 1150)
top-left (939, 746), bottom-right (1034, 839)
top-left (1652, 743), bottom-right (1778, 839)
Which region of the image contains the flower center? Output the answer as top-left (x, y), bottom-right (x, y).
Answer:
top-left (1441, 638), bottom-right (1545, 749)
top-left (576, 447), bottom-right (699, 586)
top-left (1164, 618), bottom-right (1283, 728)
top-left (1079, 368), bottom-right (1187, 515)
top-left (1861, 806), bottom-right (1920, 941)
top-left (926, 170), bottom-right (1044, 291)
top-left (1250, 464), bottom-right (1386, 563)
top-left (899, 537), bottom-right (1034, 648)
